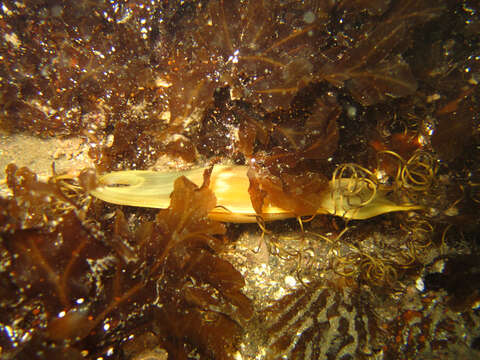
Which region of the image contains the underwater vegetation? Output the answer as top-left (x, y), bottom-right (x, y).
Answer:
top-left (1, 0), bottom-right (480, 359)
top-left (1, 164), bottom-right (252, 359)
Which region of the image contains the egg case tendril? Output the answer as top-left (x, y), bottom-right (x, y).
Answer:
top-left (89, 164), bottom-right (422, 223)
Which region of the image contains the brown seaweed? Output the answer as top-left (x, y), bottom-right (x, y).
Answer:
top-left (247, 156), bottom-right (330, 217)
top-left (0, 166), bottom-right (251, 359)
top-left (431, 86), bottom-right (477, 162)
top-left (183, 0), bottom-right (332, 113)
top-left (1, 0), bottom-right (480, 359)
top-left (319, 0), bottom-right (444, 105)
